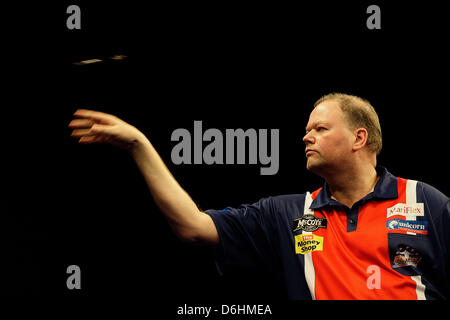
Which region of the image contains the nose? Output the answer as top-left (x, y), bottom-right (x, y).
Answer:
top-left (303, 131), bottom-right (315, 145)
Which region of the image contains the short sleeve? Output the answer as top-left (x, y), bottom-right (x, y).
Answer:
top-left (417, 182), bottom-right (450, 294)
top-left (204, 197), bottom-right (280, 275)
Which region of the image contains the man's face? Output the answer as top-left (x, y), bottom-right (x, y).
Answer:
top-left (303, 100), bottom-right (355, 175)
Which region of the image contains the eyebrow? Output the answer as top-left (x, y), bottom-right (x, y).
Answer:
top-left (305, 122), bottom-right (328, 132)
top-left (305, 122), bottom-right (317, 132)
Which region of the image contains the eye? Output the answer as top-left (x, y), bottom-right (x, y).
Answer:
top-left (317, 126), bottom-right (326, 132)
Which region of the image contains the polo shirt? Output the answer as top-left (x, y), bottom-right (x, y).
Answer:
top-left (205, 167), bottom-right (450, 300)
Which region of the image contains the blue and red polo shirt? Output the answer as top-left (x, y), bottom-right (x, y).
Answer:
top-left (205, 167), bottom-right (450, 300)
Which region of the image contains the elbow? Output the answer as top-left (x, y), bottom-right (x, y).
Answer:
top-left (174, 228), bottom-right (202, 244)
top-left (170, 212), bottom-right (218, 246)
top-left (175, 227), bottom-right (217, 247)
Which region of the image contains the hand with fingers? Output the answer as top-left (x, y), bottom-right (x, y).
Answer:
top-left (68, 109), bottom-right (146, 151)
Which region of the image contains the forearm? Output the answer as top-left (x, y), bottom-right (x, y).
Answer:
top-left (130, 133), bottom-right (203, 240)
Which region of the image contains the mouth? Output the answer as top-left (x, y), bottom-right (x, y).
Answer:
top-left (305, 149), bottom-right (318, 157)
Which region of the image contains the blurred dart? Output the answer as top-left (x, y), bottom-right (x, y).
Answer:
top-left (109, 54), bottom-right (127, 60)
top-left (73, 54), bottom-right (128, 66)
top-left (73, 58), bottom-right (103, 66)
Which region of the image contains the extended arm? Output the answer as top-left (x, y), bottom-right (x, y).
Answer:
top-left (69, 109), bottom-right (219, 246)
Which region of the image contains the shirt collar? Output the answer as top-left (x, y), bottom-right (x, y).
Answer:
top-left (310, 166), bottom-right (398, 209)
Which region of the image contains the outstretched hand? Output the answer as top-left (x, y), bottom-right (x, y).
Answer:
top-left (68, 109), bottom-right (145, 151)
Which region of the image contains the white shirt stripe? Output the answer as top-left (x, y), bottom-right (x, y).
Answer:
top-left (303, 192), bottom-right (316, 300)
top-left (405, 179), bottom-right (427, 300)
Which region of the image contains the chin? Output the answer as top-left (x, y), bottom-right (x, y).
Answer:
top-left (306, 159), bottom-right (319, 172)
top-left (306, 159), bottom-right (327, 176)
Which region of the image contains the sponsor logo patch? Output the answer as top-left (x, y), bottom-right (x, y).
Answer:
top-left (386, 219), bottom-right (428, 235)
top-left (295, 234), bottom-right (324, 254)
top-left (392, 245), bottom-right (422, 268)
top-left (386, 203), bottom-right (424, 219)
top-left (293, 214), bottom-right (327, 232)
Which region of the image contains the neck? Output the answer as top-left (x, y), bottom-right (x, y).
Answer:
top-left (325, 163), bottom-right (379, 209)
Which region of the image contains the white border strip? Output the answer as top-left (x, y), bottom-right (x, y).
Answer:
top-left (405, 179), bottom-right (426, 300)
top-left (303, 192), bottom-right (316, 300)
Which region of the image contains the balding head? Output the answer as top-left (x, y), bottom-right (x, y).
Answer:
top-left (314, 93), bottom-right (382, 155)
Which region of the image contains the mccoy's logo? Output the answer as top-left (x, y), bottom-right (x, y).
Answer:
top-left (295, 234), bottom-right (324, 254)
top-left (386, 203), bottom-right (424, 219)
top-left (293, 214), bottom-right (327, 232)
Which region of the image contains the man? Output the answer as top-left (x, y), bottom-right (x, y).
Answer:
top-left (69, 93), bottom-right (449, 299)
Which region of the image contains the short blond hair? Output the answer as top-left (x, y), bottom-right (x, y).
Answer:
top-left (314, 93), bottom-right (382, 155)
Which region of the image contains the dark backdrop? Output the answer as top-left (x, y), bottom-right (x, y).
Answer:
top-left (6, 0), bottom-right (449, 312)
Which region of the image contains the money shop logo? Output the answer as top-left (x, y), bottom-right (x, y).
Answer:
top-left (295, 234), bottom-right (324, 254)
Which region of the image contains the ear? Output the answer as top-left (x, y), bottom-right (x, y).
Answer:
top-left (352, 128), bottom-right (368, 151)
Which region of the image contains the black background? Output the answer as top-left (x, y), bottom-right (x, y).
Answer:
top-left (5, 0), bottom-right (449, 315)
